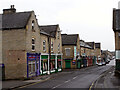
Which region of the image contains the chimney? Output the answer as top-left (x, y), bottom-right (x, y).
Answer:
top-left (3, 5), bottom-right (16, 14)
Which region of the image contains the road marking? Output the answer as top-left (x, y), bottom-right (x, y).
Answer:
top-left (73, 76), bottom-right (78, 79)
top-left (64, 80), bottom-right (71, 83)
top-left (52, 84), bottom-right (62, 89)
top-left (89, 81), bottom-right (95, 90)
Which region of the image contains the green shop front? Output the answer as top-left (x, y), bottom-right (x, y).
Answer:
top-left (64, 59), bottom-right (72, 69)
top-left (50, 55), bottom-right (56, 73)
top-left (40, 54), bottom-right (49, 75)
top-left (57, 54), bottom-right (62, 72)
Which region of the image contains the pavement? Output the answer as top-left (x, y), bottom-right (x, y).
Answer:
top-left (92, 66), bottom-right (120, 89)
top-left (2, 74), bottom-right (51, 90)
top-left (2, 71), bottom-right (72, 89)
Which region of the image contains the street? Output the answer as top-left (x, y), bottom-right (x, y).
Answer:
top-left (16, 59), bottom-right (115, 89)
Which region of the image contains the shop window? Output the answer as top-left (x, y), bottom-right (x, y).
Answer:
top-left (50, 60), bottom-right (55, 70)
top-left (28, 61), bottom-right (36, 75)
top-left (43, 61), bottom-right (48, 71)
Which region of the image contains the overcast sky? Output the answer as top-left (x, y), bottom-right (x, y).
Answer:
top-left (0, 0), bottom-right (119, 51)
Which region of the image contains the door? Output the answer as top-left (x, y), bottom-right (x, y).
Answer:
top-left (77, 61), bottom-right (81, 69)
top-left (65, 61), bottom-right (71, 69)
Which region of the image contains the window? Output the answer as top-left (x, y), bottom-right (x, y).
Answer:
top-left (32, 38), bottom-right (35, 51)
top-left (58, 43), bottom-right (60, 53)
top-left (32, 20), bottom-right (35, 32)
top-left (51, 41), bottom-right (53, 53)
top-left (43, 40), bottom-right (46, 52)
top-left (65, 48), bottom-right (70, 56)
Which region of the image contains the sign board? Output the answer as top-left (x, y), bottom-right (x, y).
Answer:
top-left (74, 46), bottom-right (77, 60)
top-left (116, 50), bottom-right (120, 59)
top-left (72, 60), bottom-right (76, 65)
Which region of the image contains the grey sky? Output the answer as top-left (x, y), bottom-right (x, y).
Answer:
top-left (0, 0), bottom-right (119, 51)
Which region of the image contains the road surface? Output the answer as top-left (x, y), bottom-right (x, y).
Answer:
top-left (18, 59), bottom-right (115, 89)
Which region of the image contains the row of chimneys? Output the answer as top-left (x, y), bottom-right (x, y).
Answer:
top-left (3, 5), bottom-right (16, 14)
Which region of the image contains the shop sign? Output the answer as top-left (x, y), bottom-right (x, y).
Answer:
top-left (74, 46), bottom-right (77, 60)
top-left (116, 50), bottom-right (120, 59)
top-left (72, 60), bottom-right (76, 65)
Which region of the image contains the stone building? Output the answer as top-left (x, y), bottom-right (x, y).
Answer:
top-left (39, 25), bottom-right (62, 74)
top-left (95, 43), bottom-right (101, 57)
top-left (86, 42), bottom-right (95, 56)
top-left (113, 8), bottom-right (120, 73)
top-left (0, 6), bottom-right (41, 79)
top-left (80, 40), bottom-right (92, 56)
top-left (62, 34), bottom-right (80, 69)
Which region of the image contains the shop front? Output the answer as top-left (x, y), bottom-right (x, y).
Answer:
top-left (27, 53), bottom-right (40, 78)
top-left (57, 55), bottom-right (62, 72)
top-left (41, 55), bottom-right (48, 75)
top-left (50, 55), bottom-right (56, 73)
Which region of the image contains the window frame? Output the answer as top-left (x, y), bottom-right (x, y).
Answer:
top-left (43, 40), bottom-right (46, 52)
top-left (65, 48), bottom-right (71, 56)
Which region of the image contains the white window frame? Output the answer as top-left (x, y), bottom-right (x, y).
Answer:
top-left (51, 41), bottom-right (53, 53)
top-left (43, 40), bottom-right (46, 52)
top-left (32, 20), bottom-right (35, 30)
top-left (65, 48), bottom-right (71, 56)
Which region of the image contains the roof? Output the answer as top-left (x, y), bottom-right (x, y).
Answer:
top-left (113, 9), bottom-right (120, 31)
top-left (95, 43), bottom-right (100, 48)
top-left (39, 25), bottom-right (59, 38)
top-left (62, 34), bottom-right (78, 45)
top-left (80, 40), bottom-right (92, 49)
top-left (80, 40), bottom-right (85, 47)
top-left (0, 11), bottom-right (32, 30)
top-left (86, 42), bottom-right (95, 49)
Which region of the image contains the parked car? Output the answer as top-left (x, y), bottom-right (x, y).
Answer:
top-left (97, 56), bottom-right (102, 66)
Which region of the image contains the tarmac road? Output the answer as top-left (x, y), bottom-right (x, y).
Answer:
top-left (17, 60), bottom-right (115, 89)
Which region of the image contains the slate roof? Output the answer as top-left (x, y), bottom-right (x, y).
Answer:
top-left (62, 34), bottom-right (78, 45)
top-left (39, 25), bottom-right (58, 38)
top-left (86, 42), bottom-right (95, 49)
top-left (0, 11), bottom-right (32, 30)
top-left (113, 9), bottom-right (120, 31)
top-left (95, 43), bottom-right (100, 48)
top-left (80, 40), bottom-right (85, 47)
top-left (80, 40), bottom-right (92, 49)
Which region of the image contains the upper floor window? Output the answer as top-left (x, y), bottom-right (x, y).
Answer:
top-left (32, 20), bottom-right (35, 32)
top-left (58, 43), bottom-right (60, 53)
top-left (65, 48), bottom-right (70, 56)
top-left (51, 41), bottom-right (53, 53)
top-left (32, 38), bottom-right (35, 51)
top-left (43, 40), bottom-right (46, 52)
